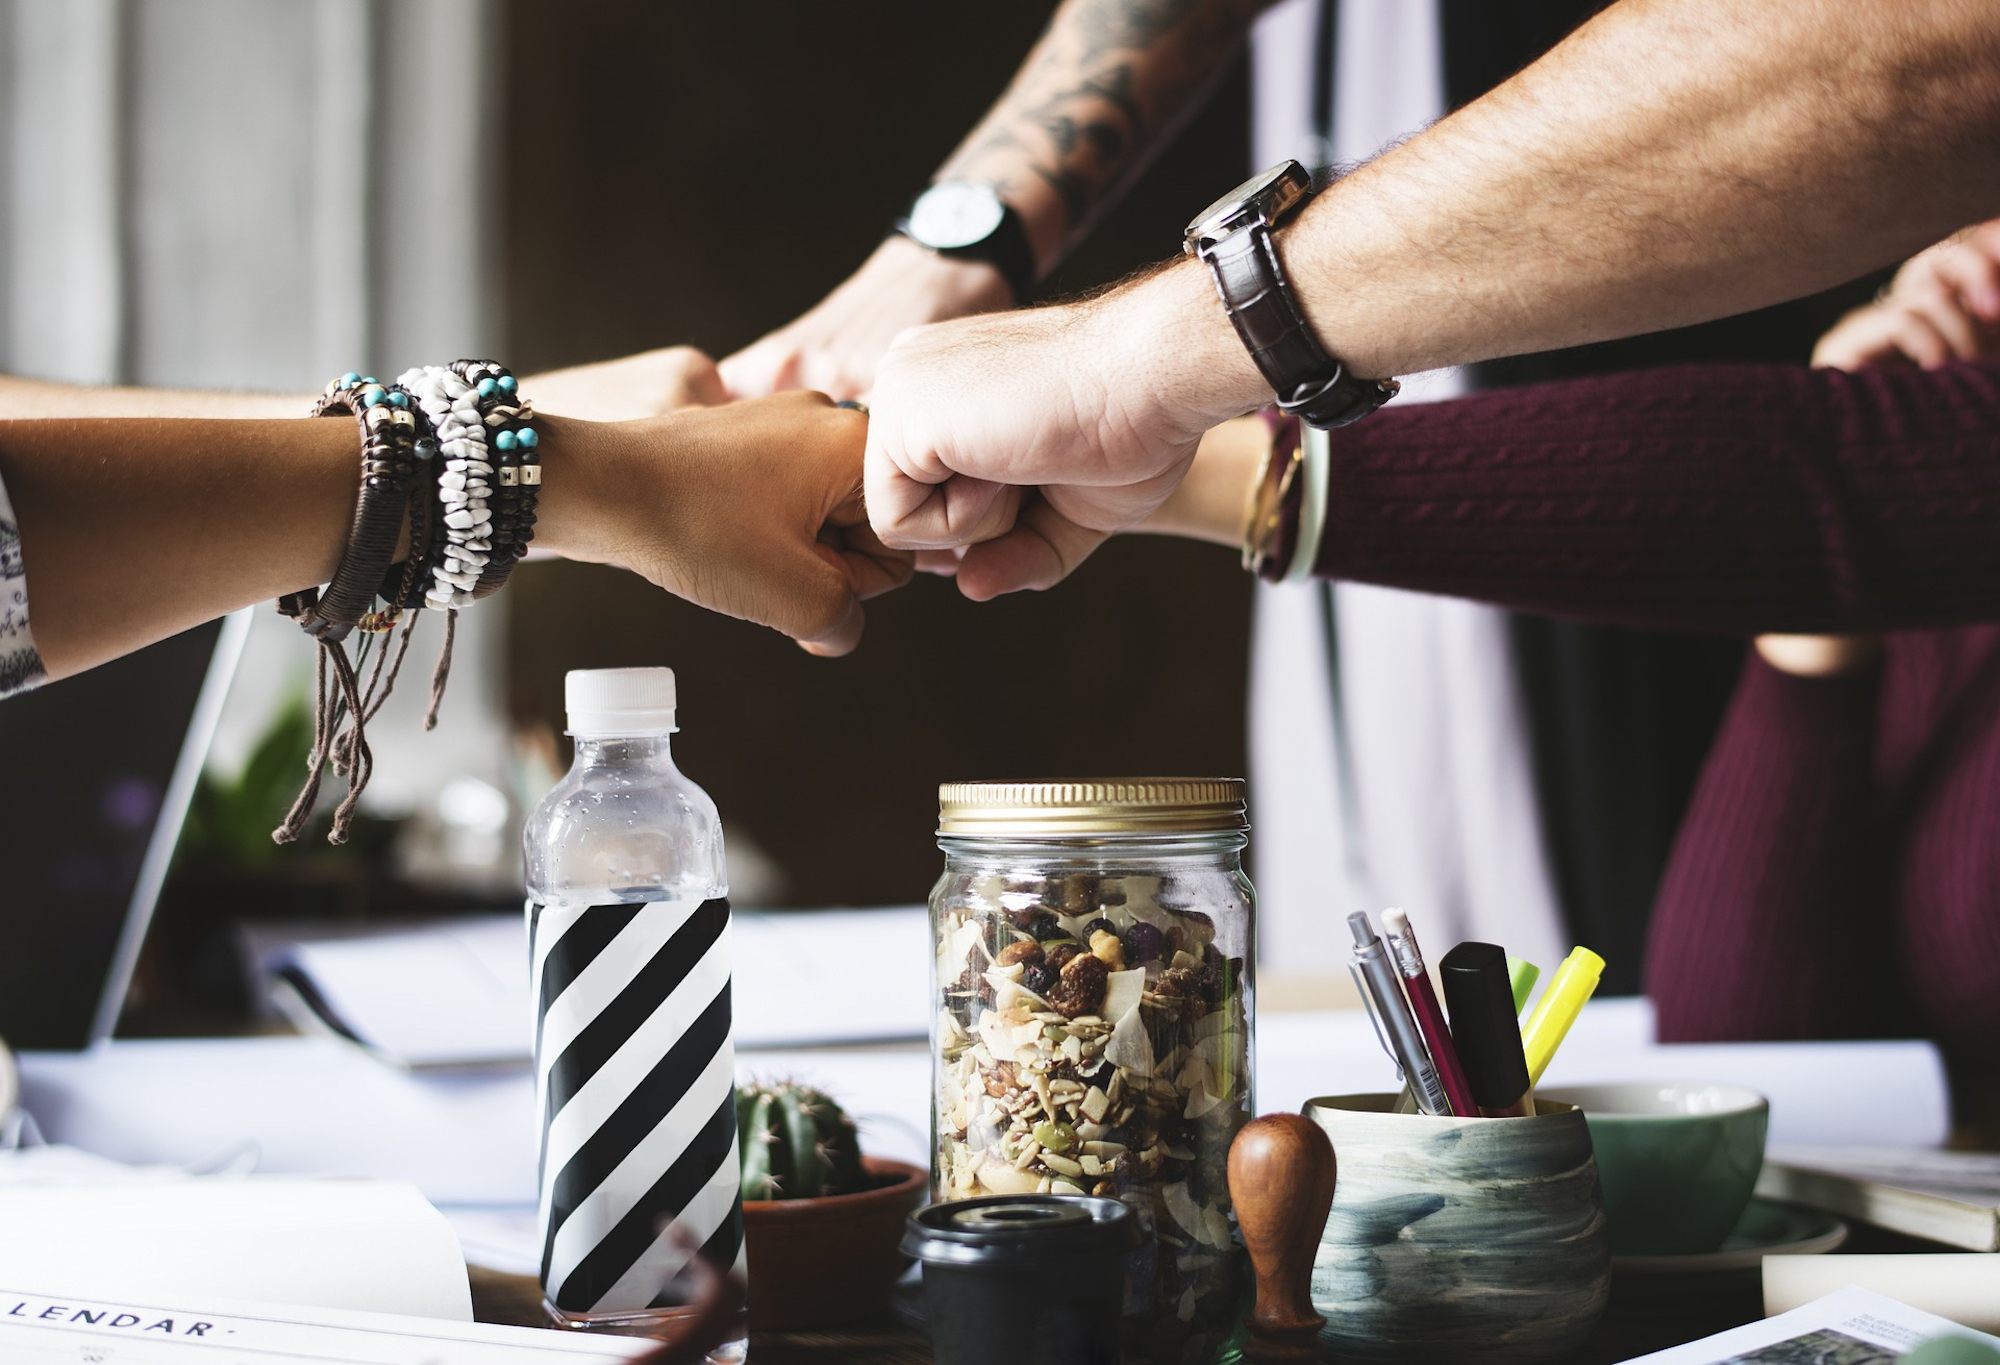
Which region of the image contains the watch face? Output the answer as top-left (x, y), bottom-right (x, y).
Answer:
top-left (907, 183), bottom-right (1007, 251)
top-left (1184, 161), bottom-right (1312, 250)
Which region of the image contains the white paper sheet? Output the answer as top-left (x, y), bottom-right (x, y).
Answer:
top-left (0, 1287), bottom-right (649, 1363)
top-left (267, 921), bottom-right (531, 1067)
top-left (258, 906), bottom-right (933, 1068)
top-left (19, 1038), bottom-right (539, 1204)
top-left (1615, 1287), bottom-right (1998, 1363)
top-left (1764, 1256), bottom-right (2000, 1333)
top-left (0, 1179), bottom-right (471, 1321)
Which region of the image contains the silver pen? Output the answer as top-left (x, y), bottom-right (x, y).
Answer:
top-left (1349, 911), bottom-right (1452, 1116)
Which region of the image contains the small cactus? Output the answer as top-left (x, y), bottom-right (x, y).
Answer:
top-left (736, 1080), bottom-right (868, 1201)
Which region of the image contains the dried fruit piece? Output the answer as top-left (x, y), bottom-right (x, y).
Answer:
top-left (1054, 873), bottom-right (1098, 915)
top-left (1021, 960), bottom-right (1056, 996)
top-left (996, 939), bottom-right (1045, 970)
top-left (1029, 917), bottom-right (1073, 943)
top-left (1082, 916), bottom-right (1118, 942)
top-left (1043, 940), bottom-right (1083, 973)
top-left (1048, 951), bottom-right (1109, 1018)
top-left (1177, 910), bottom-right (1217, 952)
top-left (1007, 906), bottom-right (1059, 937)
top-left (1122, 921), bottom-right (1163, 965)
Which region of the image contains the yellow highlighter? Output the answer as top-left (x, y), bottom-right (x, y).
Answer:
top-left (1520, 946), bottom-right (1605, 1085)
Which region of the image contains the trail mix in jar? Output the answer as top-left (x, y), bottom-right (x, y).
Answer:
top-left (935, 869), bottom-right (1250, 1363)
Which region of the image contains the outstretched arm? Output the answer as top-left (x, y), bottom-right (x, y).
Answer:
top-left (0, 348), bottom-right (729, 424)
top-left (1145, 357), bottom-right (2000, 635)
top-left (867, 0), bottom-right (2000, 593)
top-left (720, 0), bottom-right (1269, 399)
top-left (1, 394), bottom-right (903, 680)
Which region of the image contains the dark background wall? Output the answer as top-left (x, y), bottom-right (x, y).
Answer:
top-left (503, 2), bottom-right (1258, 907)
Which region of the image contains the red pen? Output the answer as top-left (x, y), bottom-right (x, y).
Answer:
top-left (1381, 907), bottom-right (1478, 1118)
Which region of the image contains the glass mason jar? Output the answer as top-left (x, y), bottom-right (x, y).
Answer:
top-left (929, 779), bottom-right (1255, 1365)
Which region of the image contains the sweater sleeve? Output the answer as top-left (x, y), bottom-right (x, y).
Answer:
top-left (1313, 358), bottom-right (2000, 633)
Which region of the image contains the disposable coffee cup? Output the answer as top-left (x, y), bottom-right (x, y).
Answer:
top-left (1541, 1082), bottom-right (1768, 1257)
top-left (903, 1195), bottom-right (1137, 1365)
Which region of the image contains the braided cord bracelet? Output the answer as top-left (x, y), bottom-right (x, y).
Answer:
top-left (274, 374), bottom-right (423, 845)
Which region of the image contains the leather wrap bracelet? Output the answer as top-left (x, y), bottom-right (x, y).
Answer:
top-left (280, 379), bottom-right (421, 641)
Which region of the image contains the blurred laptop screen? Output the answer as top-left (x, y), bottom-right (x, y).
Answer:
top-left (0, 615), bottom-right (239, 1049)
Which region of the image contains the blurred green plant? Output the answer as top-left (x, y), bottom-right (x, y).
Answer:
top-left (178, 697), bottom-right (318, 869)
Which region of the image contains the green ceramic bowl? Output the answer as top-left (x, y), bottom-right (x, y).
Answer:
top-left (1540, 1082), bottom-right (1768, 1257)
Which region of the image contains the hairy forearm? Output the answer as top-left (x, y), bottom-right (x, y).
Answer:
top-left (1290, 0), bottom-right (2000, 379)
top-left (1126, 0), bottom-right (2000, 432)
top-left (936, 0), bottom-right (1268, 269)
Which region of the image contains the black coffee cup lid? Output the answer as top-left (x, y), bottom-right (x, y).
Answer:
top-left (903, 1195), bottom-right (1136, 1266)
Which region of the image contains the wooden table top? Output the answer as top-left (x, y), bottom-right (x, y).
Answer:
top-left (472, 1238), bottom-right (1918, 1365)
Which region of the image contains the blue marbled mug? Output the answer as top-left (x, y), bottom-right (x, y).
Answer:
top-left (1303, 1094), bottom-right (1611, 1363)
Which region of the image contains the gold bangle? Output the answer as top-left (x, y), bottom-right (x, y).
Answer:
top-left (1242, 429), bottom-right (1302, 575)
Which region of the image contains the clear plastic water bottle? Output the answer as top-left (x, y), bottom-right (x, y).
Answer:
top-left (524, 667), bottom-right (745, 1357)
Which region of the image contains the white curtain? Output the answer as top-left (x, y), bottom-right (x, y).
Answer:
top-left (0, 0), bottom-right (510, 814)
top-left (1246, 0), bottom-right (1569, 974)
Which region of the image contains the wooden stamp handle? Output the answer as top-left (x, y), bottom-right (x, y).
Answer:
top-left (1229, 1114), bottom-right (1337, 1362)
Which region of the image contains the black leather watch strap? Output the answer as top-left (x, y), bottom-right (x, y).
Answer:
top-left (1202, 226), bottom-right (1396, 429)
top-left (896, 201), bottom-right (1037, 305)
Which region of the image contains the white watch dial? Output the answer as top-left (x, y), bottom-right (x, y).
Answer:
top-left (907, 183), bottom-right (1006, 251)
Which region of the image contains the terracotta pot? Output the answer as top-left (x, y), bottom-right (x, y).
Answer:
top-left (740, 1155), bottom-right (928, 1331)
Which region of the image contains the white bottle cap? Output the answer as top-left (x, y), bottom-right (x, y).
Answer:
top-left (565, 667), bottom-right (677, 735)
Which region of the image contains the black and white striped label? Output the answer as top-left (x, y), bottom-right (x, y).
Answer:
top-left (529, 896), bottom-right (743, 1316)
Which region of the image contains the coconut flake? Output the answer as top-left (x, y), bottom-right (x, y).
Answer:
top-left (941, 919), bottom-right (987, 981)
top-left (1163, 1181), bottom-right (1206, 1243)
top-left (1104, 1006), bottom-right (1154, 1076)
top-left (1102, 966), bottom-right (1145, 1021)
top-left (1184, 1081), bottom-right (1226, 1120)
top-left (977, 1011), bottom-right (1019, 1064)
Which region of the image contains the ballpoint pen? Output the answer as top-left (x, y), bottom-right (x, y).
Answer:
top-left (1521, 946), bottom-right (1606, 1085)
top-left (1508, 956), bottom-right (1541, 1016)
top-left (1380, 907), bottom-right (1476, 1118)
top-left (1349, 911), bottom-right (1452, 1116)
top-left (1440, 941), bottom-right (1536, 1117)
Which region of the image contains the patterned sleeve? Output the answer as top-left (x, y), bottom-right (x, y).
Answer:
top-left (0, 468), bottom-right (46, 698)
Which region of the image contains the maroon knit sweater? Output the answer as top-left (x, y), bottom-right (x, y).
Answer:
top-left (1310, 358), bottom-right (2000, 1071)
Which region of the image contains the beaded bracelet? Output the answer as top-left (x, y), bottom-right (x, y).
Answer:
top-left (445, 359), bottom-right (539, 601)
top-left (276, 361), bottom-right (541, 847)
top-left (396, 363), bottom-right (494, 611)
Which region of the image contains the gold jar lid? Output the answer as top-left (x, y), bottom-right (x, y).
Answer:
top-left (937, 778), bottom-right (1248, 837)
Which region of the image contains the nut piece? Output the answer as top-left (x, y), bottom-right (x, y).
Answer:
top-left (1088, 929), bottom-right (1126, 970)
top-left (1048, 951), bottom-right (1109, 1019)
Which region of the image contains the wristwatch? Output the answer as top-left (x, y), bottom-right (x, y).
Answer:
top-left (898, 182), bottom-right (1037, 305)
top-left (1183, 161), bottom-right (1398, 429)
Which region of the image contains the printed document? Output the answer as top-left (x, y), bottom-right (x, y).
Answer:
top-left (1617, 1286), bottom-right (2000, 1363)
top-left (0, 1287), bottom-right (652, 1363)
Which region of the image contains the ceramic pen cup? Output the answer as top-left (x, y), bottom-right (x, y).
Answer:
top-left (1538, 1082), bottom-right (1768, 1257)
top-left (1303, 1094), bottom-right (1610, 1364)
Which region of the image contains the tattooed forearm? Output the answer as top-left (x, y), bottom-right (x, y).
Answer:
top-left (937, 0), bottom-right (1270, 270)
